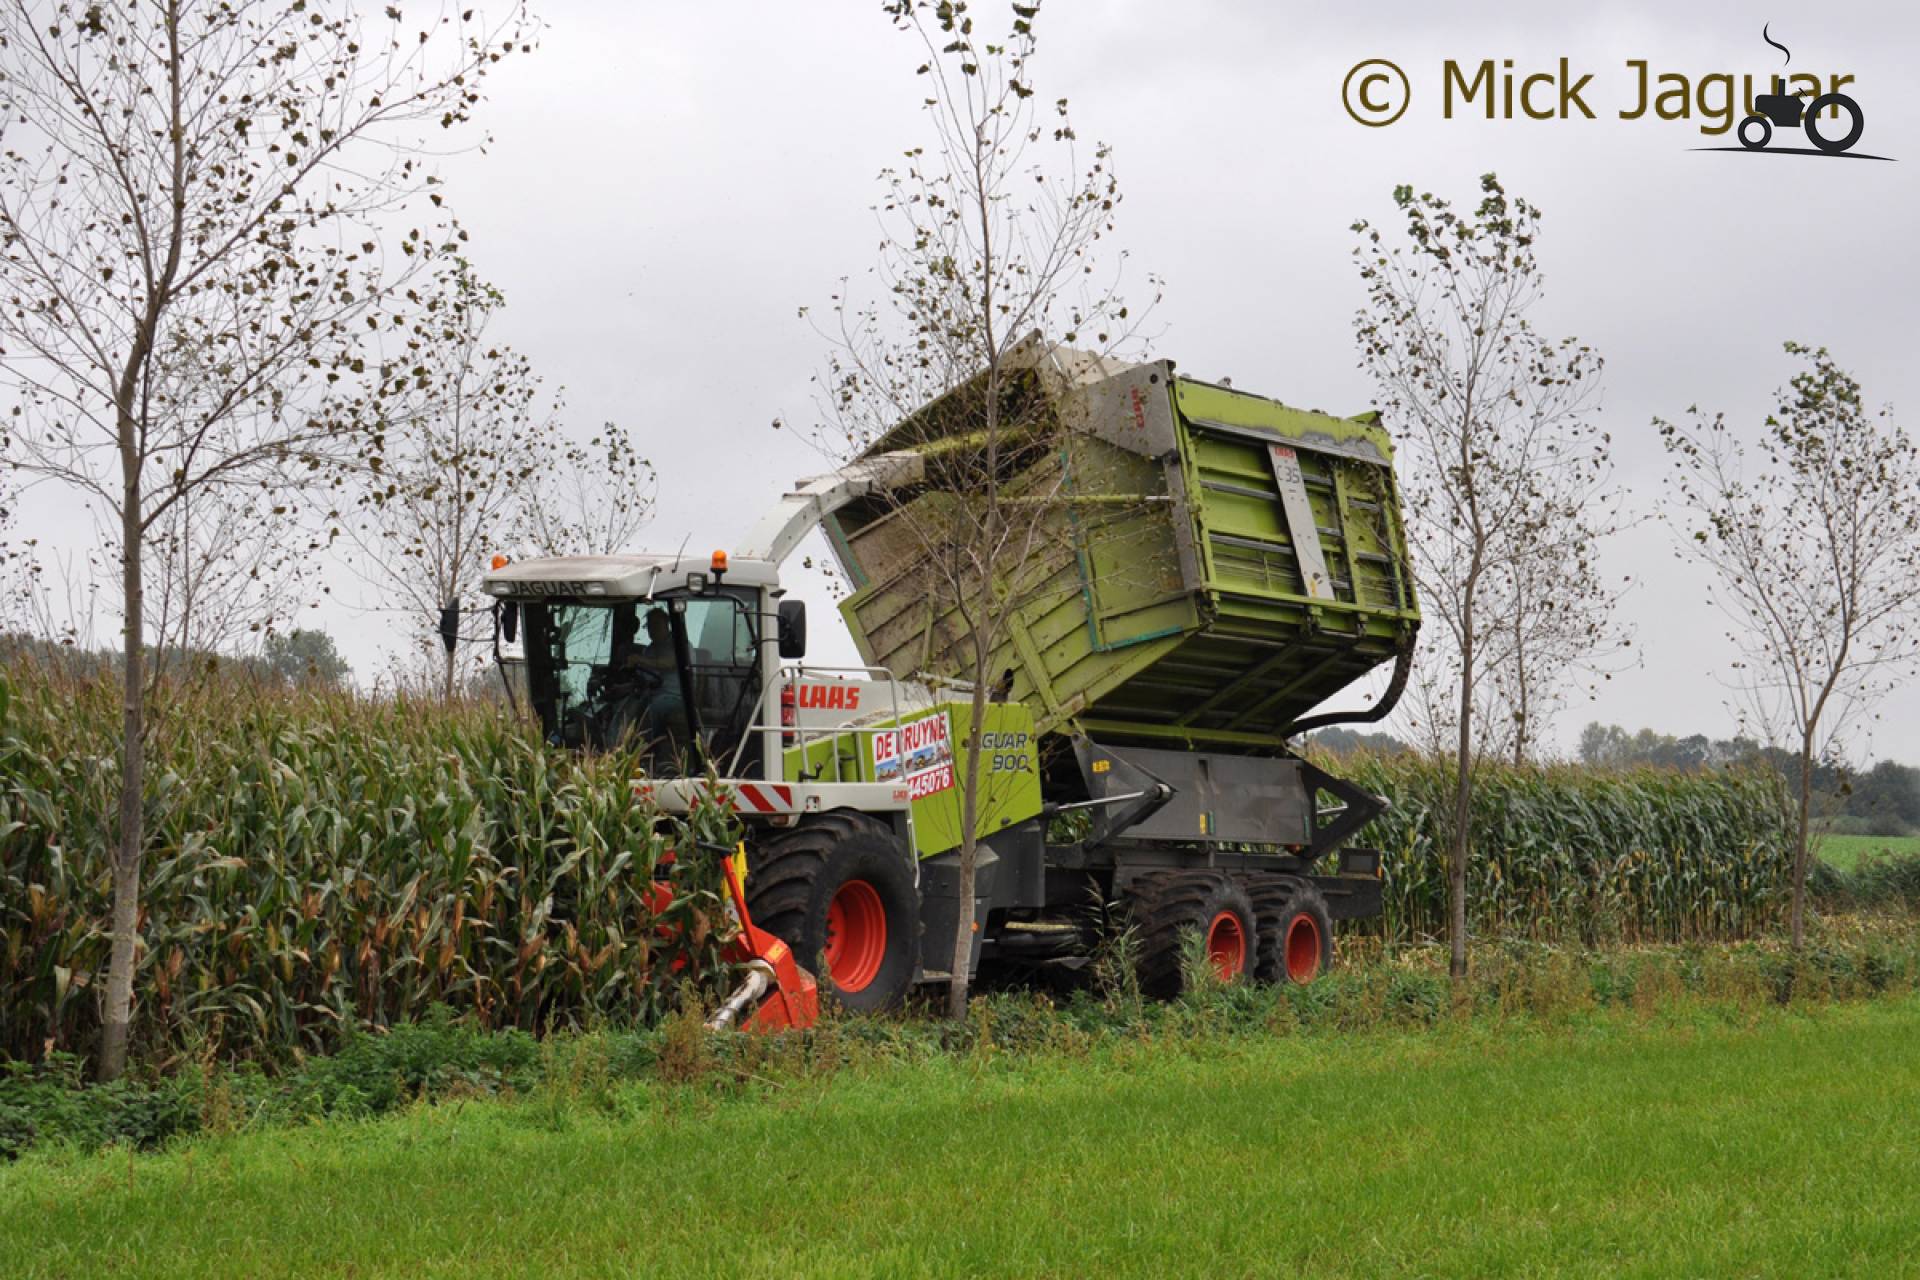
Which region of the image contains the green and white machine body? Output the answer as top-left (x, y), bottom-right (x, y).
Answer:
top-left (480, 338), bottom-right (1418, 995)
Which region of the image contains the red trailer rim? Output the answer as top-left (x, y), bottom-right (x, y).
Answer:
top-left (1205, 910), bottom-right (1247, 982)
top-left (823, 879), bottom-right (887, 993)
top-left (1284, 911), bottom-right (1323, 984)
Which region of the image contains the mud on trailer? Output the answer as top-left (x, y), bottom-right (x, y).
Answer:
top-left (481, 339), bottom-right (1419, 1020)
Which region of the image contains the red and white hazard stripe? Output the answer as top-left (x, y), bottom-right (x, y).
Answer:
top-left (733, 783), bottom-right (795, 813)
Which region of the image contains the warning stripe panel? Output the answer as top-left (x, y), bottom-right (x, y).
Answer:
top-left (734, 784), bottom-right (795, 813)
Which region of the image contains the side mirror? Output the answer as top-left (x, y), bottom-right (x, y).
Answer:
top-left (438, 602), bottom-right (460, 655)
top-left (500, 600), bottom-right (519, 645)
top-left (777, 599), bottom-right (807, 659)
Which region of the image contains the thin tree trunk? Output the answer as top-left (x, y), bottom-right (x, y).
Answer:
top-left (1449, 620), bottom-right (1474, 986)
top-left (946, 636), bottom-right (993, 1021)
top-left (100, 466), bottom-right (146, 1081)
top-left (1510, 597), bottom-right (1527, 766)
top-left (100, 0), bottom-right (186, 1081)
top-left (443, 643), bottom-right (457, 703)
top-left (947, 145), bottom-right (998, 1019)
top-left (1790, 741), bottom-right (1813, 953)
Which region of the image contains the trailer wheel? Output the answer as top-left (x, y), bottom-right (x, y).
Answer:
top-left (1129, 871), bottom-right (1257, 997)
top-left (746, 813), bottom-right (918, 1011)
top-left (1247, 875), bottom-right (1334, 985)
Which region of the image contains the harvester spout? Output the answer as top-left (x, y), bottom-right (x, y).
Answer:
top-left (735, 451), bottom-right (926, 567)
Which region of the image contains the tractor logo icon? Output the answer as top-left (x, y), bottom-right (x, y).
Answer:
top-left (1701, 25), bottom-right (1892, 162)
top-left (1739, 75), bottom-right (1862, 153)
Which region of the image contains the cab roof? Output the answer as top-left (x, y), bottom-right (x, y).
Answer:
top-left (482, 553), bottom-right (779, 599)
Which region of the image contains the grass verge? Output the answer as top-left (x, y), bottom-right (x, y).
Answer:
top-left (4, 995), bottom-right (1918, 1278)
top-left (7, 918), bottom-right (1919, 1162)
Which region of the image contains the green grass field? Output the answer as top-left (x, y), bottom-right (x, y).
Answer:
top-left (1819, 833), bottom-right (1920, 872)
top-left (6, 997), bottom-right (1919, 1278)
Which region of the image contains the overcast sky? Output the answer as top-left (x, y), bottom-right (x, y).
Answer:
top-left (20, 0), bottom-right (1920, 760)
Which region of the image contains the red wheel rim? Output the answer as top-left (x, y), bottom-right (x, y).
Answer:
top-left (1205, 910), bottom-right (1247, 982)
top-left (823, 878), bottom-right (887, 993)
top-left (1284, 911), bottom-right (1322, 984)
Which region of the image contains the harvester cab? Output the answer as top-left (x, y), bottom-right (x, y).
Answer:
top-left (483, 552), bottom-right (777, 767)
top-left (481, 338), bottom-right (1420, 1030)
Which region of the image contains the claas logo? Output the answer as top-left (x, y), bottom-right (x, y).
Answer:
top-left (796, 683), bottom-right (861, 711)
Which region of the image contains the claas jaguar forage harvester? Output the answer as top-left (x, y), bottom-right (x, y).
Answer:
top-left (480, 337), bottom-right (1420, 1026)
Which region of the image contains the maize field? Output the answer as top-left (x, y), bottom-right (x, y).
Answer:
top-left (1333, 752), bottom-right (1795, 944)
top-left (1, 663), bottom-right (1793, 1069)
top-left (0, 663), bottom-right (740, 1069)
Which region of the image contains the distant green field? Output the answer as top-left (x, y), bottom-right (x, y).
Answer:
top-left (6, 998), bottom-right (1919, 1278)
top-left (1819, 833), bottom-right (1920, 872)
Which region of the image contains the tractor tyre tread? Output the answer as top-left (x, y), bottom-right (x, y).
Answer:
top-left (746, 811), bottom-right (917, 1011)
top-left (1244, 873), bottom-right (1333, 985)
top-left (1126, 870), bottom-right (1257, 998)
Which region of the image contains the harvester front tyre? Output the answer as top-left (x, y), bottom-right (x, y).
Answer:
top-left (1247, 875), bottom-right (1334, 985)
top-left (746, 814), bottom-right (918, 1012)
top-left (1129, 871), bottom-right (1257, 997)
